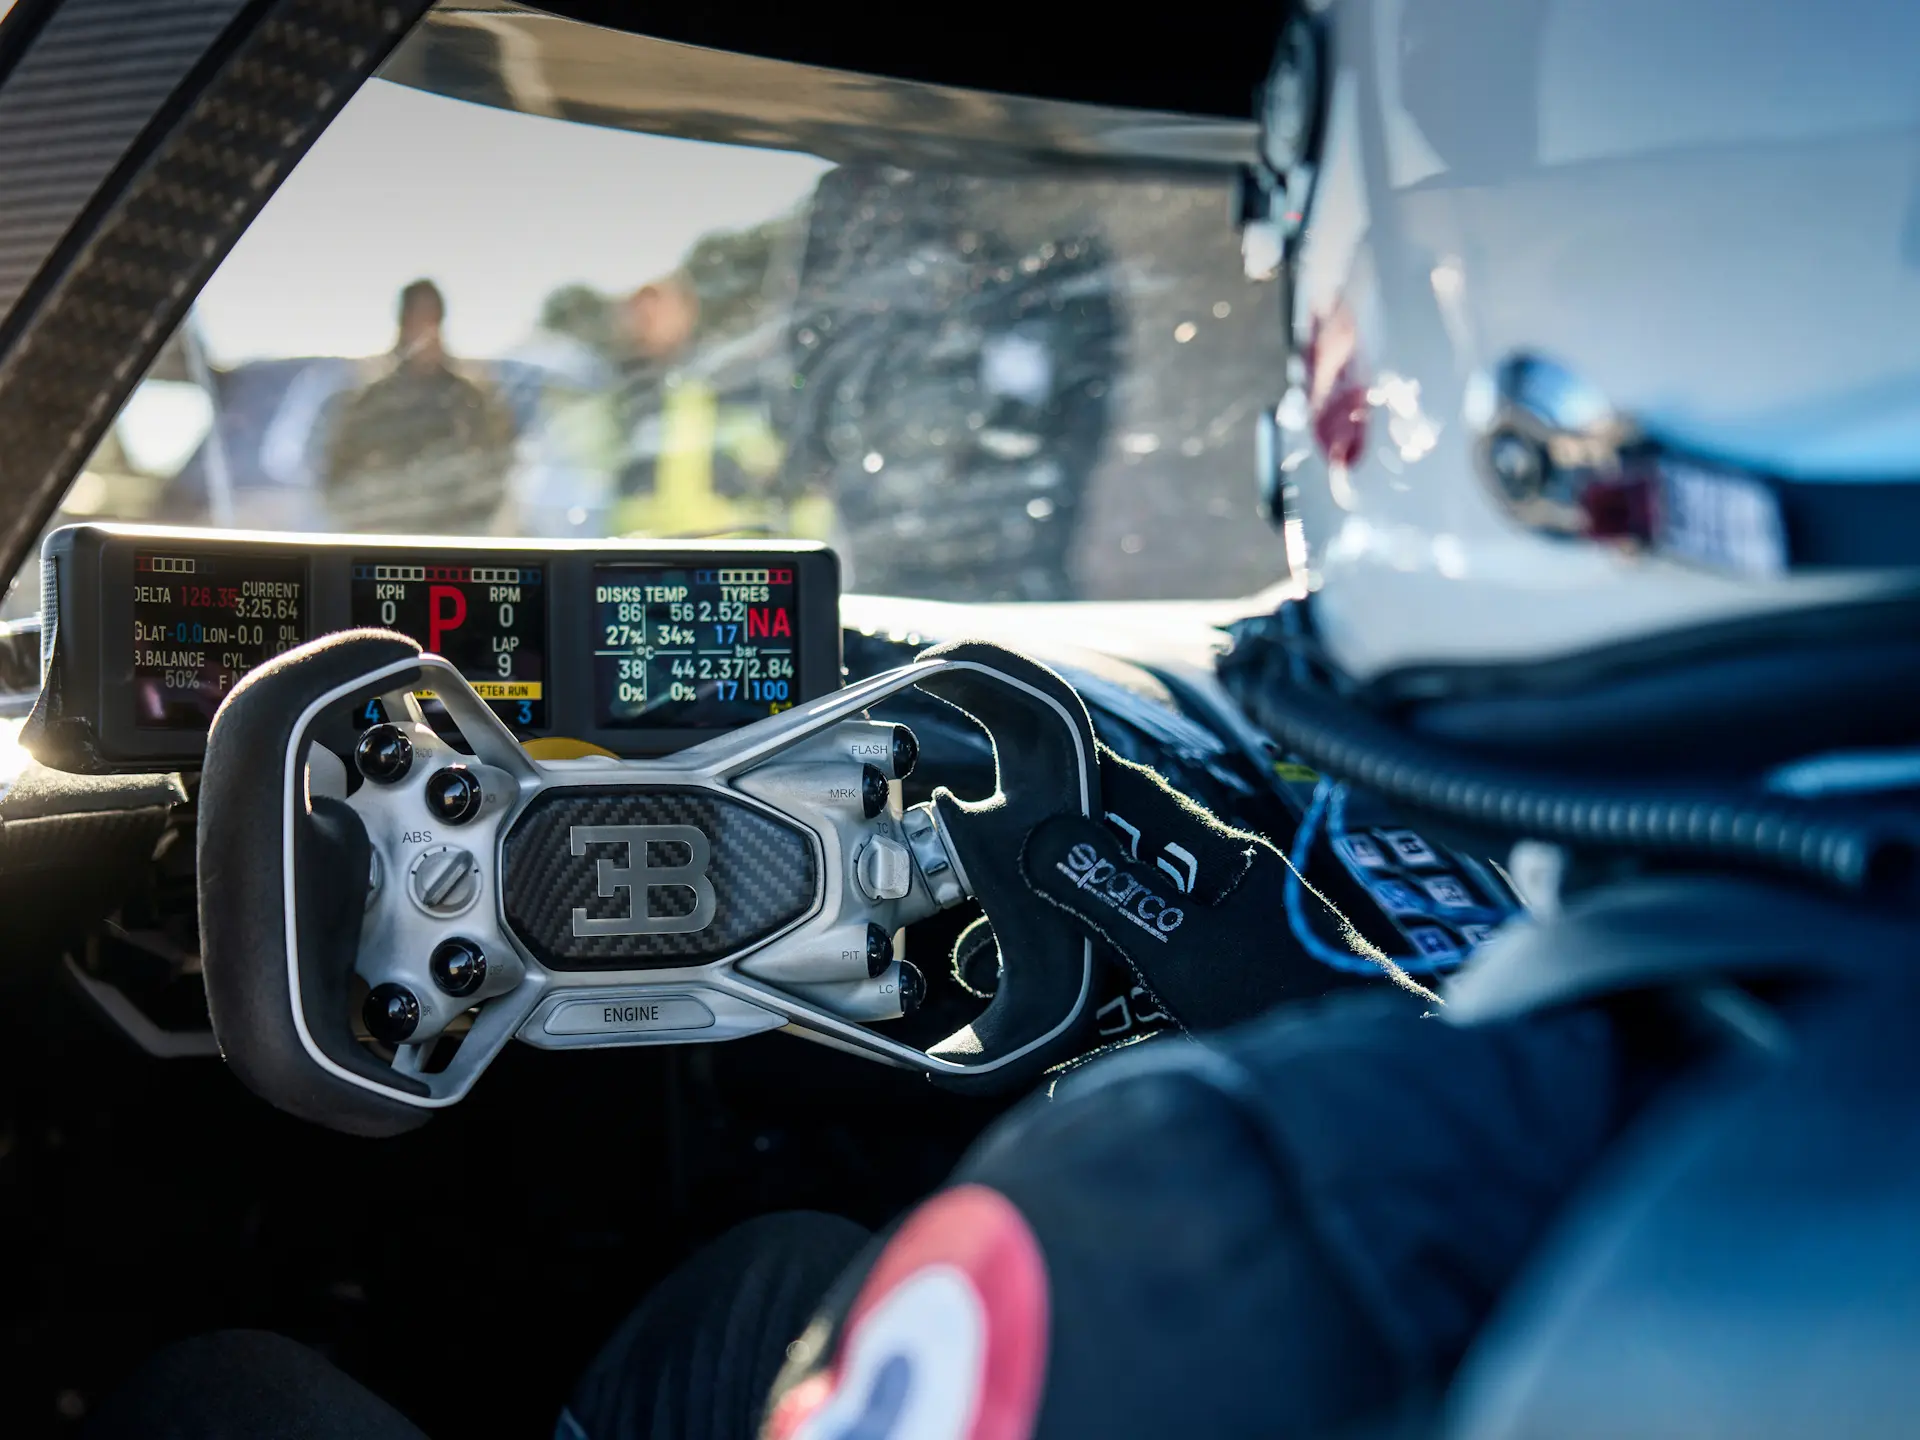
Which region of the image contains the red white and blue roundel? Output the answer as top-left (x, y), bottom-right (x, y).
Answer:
top-left (765, 1185), bottom-right (1050, 1440)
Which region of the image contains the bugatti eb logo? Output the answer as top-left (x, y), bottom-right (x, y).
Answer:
top-left (568, 824), bottom-right (717, 937)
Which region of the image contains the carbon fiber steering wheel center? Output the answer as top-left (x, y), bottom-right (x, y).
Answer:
top-left (502, 787), bottom-right (818, 969)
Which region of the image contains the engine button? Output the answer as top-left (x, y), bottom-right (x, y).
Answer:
top-left (543, 996), bottom-right (716, 1036)
top-left (429, 938), bottom-right (487, 998)
top-left (364, 984), bottom-right (420, 1044)
top-left (425, 765), bottom-right (482, 825)
top-left (408, 845), bottom-right (480, 917)
top-left (355, 724), bottom-right (412, 785)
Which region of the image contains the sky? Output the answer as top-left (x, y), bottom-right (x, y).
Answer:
top-left (194, 80), bottom-right (831, 365)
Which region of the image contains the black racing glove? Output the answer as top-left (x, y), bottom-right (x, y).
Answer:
top-left (1015, 749), bottom-right (1438, 1032)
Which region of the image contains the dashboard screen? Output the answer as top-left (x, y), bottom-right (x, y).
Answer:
top-left (351, 560), bottom-right (546, 731)
top-left (593, 565), bottom-right (800, 728)
top-left (131, 550), bottom-right (307, 729)
top-left (38, 524), bottom-right (837, 771)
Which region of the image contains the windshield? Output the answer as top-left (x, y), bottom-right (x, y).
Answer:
top-left (3, 74), bottom-right (1283, 619)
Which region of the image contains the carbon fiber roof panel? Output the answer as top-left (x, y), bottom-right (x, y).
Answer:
top-left (0, 0), bottom-right (433, 579)
top-left (0, 0), bottom-right (245, 330)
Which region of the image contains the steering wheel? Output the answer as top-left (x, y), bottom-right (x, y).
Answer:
top-left (194, 631), bottom-right (1102, 1135)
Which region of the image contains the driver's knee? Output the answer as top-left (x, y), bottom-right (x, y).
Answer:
top-left (563, 1211), bottom-right (872, 1440)
top-left (82, 1329), bottom-right (426, 1440)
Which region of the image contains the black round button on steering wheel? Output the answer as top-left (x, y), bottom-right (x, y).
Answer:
top-left (364, 984), bottom-right (421, 1044)
top-left (429, 939), bottom-right (487, 998)
top-left (424, 766), bottom-right (482, 825)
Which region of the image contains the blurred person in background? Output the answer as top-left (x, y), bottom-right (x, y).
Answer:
top-left (321, 278), bottom-right (517, 533)
top-left (609, 272), bottom-right (816, 540)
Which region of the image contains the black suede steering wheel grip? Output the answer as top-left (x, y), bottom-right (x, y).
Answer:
top-left (911, 641), bottom-right (1105, 1091)
top-left (199, 630), bottom-right (434, 1136)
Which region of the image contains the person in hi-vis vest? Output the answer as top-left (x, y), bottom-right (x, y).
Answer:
top-left (610, 274), bottom-right (832, 542)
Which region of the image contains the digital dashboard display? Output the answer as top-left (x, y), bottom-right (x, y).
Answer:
top-left (593, 565), bottom-right (800, 728)
top-left (131, 550), bottom-right (307, 729)
top-left (351, 560), bottom-right (546, 731)
top-left (39, 525), bottom-right (837, 771)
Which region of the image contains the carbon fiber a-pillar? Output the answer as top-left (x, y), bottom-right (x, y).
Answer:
top-left (0, 0), bottom-right (434, 578)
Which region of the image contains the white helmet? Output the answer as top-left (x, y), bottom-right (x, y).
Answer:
top-left (1252, 0), bottom-right (1920, 692)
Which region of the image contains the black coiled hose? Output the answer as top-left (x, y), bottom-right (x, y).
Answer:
top-left (1224, 638), bottom-right (1919, 902)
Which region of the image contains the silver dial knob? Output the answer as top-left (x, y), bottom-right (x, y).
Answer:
top-left (854, 835), bottom-right (913, 902)
top-left (408, 844), bottom-right (481, 917)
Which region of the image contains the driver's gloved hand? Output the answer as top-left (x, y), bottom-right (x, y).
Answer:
top-left (1013, 748), bottom-right (1435, 1032)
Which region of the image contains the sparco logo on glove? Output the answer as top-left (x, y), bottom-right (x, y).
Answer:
top-left (1020, 766), bottom-right (1429, 1032)
top-left (1056, 842), bottom-right (1184, 940)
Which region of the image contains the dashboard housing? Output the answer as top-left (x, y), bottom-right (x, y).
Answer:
top-left (27, 525), bottom-right (842, 771)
